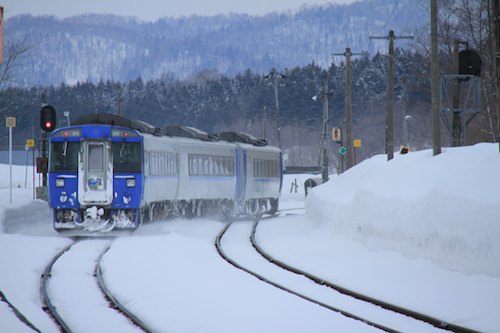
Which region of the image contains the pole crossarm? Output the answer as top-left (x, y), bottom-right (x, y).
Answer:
top-left (368, 31), bottom-right (414, 161)
top-left (332, 51), bottom-right (367, 57)
top-left (369, 34), bottom-right (414, 41)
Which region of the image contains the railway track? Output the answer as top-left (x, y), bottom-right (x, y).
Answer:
top-left (251, 217), bottom-right (481, 333)
top-left (0, 290), bottom-right (42, 333)
top-left (40, 239), bottom-right (153, 333)
top-left (215, 217), bottom-right (470, 333)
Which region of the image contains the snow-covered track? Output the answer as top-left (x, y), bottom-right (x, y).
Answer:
top-left (215, 220), bottom-right (398, 333)
top-left (40, 239), bottom-right (149, 333)
top-left (95, 245), bottom-right (154, 333)
top-left (251, 218), bottom-right (481, 333)
top-left (41, 241), bottom-right (74, 332)
top-left (0, 290), bottom-right (42, 333)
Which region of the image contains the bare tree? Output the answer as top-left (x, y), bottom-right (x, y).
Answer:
top-left (413, 0), bottom-right (498, 142)
top-left (0, 38), bottom-right (31, 89)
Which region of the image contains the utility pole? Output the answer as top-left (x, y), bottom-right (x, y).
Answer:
top-left (431, 0), bottom-right (441, 155)
top-left (265, 70), bottom-right (285, 149)
top-left (333, 47), bottom-right (366, 169)
top-left (262, 105), bottom-right (268, 140)
top-left (321, 73), bottom-right (329, 182)
top-left (370, 30), bottom-right (413, 161)
top-left (274, 80), bottom-right (281, 149)
top-left (493, 0), bottom-right (500, 142)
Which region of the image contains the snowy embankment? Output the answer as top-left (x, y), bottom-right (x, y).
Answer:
top-left (307, 143), bottom-right (500, 277)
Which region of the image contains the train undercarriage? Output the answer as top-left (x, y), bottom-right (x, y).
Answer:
top-left (53, 198), bottom-right (279, 233)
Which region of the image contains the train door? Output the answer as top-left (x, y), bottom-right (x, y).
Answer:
top-left (235, 145), bottom-right (247, 203)
top-left (78, 141), bottom-right (113, 205)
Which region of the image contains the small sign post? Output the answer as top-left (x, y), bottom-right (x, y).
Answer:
top-left (332, 127), bottom-right (342, 142)
top-left (353, 139), bottom-right (361, 165)
top-left (6, 117), bottom-right (16, 204)
top-left (26, 139), bottom-right (35, 198)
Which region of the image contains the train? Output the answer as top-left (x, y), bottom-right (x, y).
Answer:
top-left (48, 113), bottom-right (282, 234)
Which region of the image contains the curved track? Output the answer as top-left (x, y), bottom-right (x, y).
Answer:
top-left (40, 239), bottom-right (152, 333)
top-left (0, 290), bottom-right (42, 333)
top-left (216, 219), bottom-right (401, 333)
top-left (95, 245), bottom-right (154, 333)
top-left (251, 217), bottom-right (481, 333)
top-left (40, 242), bottom-right (74, 332)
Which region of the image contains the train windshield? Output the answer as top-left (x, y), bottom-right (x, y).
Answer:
top-left (113, 142), bottom-right (142, 173)
top-left (49, 142), bottom-right (79, 172)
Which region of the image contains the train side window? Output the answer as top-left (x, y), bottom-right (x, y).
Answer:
top-left (203, 156), bottom-right (209, 175)
top-left (253, 158), bottom-right (279, 178)
top-left (188, 154), bottom-right (234, 176)
top-left (189, 154), bottom-right (199, 175)
top-left (213, 156), bottom-right (220, 176)
top-left (228, 158), bottom-right (235, 176)
top-left (151, 153), bottom-right (156, 174)
top-left (160, 153), bottom-right (165, 174)
top-left (188, 154), bottom-right (194, 175)
top-left (220, 157), bottom-right (227, 176)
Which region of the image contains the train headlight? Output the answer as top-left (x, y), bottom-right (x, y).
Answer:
top-left (56, 178), bottom-right (65, 187)
top-left (126, 178), bottom-right (136, 188)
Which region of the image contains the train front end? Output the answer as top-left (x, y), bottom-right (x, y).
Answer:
top-left (48, 125), bottom-right (144, 234)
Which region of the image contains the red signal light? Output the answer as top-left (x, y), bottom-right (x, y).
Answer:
top-left (40, 105), bottom-right (57, 132)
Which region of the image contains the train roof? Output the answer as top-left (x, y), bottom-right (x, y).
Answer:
top-left (162, 126), bottom-right (215, 141)
top-left (72, 113), bottom-right (271, 147)
top-left (215, 131), bottom-right (268, 146)
top-left (73, 113), bottom-right (157, 135)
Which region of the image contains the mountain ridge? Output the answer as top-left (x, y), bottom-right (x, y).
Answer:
top-left (5, 0), bottom-right (426, 87)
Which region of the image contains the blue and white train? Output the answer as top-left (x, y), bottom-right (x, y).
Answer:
top-left (48, 113), bottom-right (282, 233)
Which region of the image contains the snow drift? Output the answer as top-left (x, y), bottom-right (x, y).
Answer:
top-left (307, 143), bottom-right (500, 277)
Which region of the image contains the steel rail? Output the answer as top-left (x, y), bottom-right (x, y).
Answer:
top-left (251, 218), bottom-right (481, 333)
top-left (40, 242), bottom-right (76, 333)
top-left (215, 220), bottom-right (400, 333)
top-left (95, 244), bottom-right (154, 333)
top-left (41, 239), bottom-right (152, 333)
top-left (0, 290), bottom-right (42, 333)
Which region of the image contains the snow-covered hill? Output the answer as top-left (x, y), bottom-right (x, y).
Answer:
top-left (6, 0), bottom-right (425, 86)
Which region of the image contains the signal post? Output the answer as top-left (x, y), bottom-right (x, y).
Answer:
top-left (37, 105), bottom-right (56, 200)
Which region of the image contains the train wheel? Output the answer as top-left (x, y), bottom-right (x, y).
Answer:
top-left (218, 200), bottom-right (235, 221)
top-left (268, 198), bottom-right (279, 215)
top-left (184, 201), bottom-right (195, 219)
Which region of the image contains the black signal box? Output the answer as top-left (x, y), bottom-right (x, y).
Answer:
top-left (40, 105), bottom-right (57, 132)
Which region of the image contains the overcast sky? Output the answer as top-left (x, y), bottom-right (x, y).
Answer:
top-left (2, 0), bottom-right (357, 21)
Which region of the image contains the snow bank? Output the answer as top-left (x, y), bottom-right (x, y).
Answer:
top-left (307, 143), bottom-right (500, 277)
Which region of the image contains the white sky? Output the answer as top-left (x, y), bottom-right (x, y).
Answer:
top-left (1, 0), bottom-right (357, 21)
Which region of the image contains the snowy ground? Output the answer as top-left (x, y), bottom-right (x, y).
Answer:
top-left (1, 143), bottom-right (499, 332)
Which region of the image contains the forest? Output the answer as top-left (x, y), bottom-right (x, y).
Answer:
top-left (0, 48), bottom-right (493, 169)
